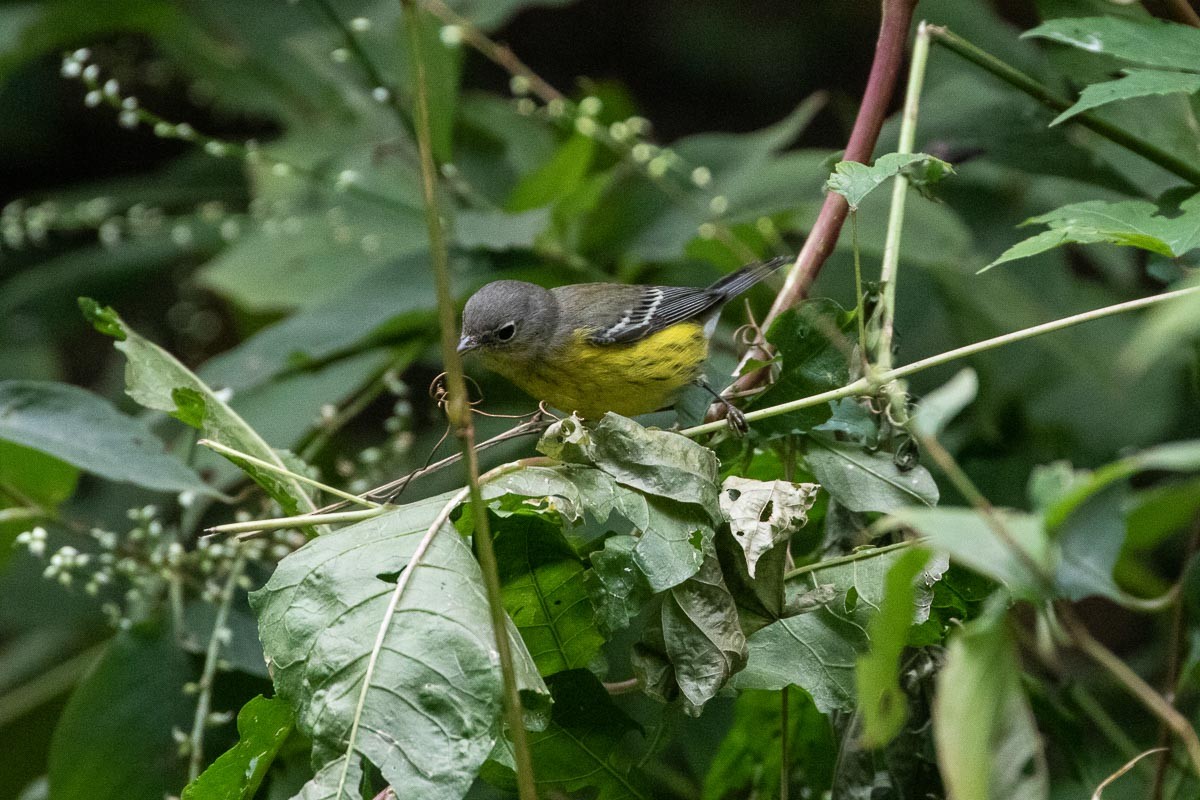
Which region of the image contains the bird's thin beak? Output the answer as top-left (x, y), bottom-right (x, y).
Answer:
top-left (456, 334), bottom-right (479, 355)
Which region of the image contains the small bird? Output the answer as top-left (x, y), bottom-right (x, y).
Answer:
top-left (456, 256), bottom-right (788, 433)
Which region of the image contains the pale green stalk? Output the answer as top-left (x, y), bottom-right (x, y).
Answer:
top-left (198, 439), bottom-right (381, 509)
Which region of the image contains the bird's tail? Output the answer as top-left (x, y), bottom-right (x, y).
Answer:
top-left (707, 255), bottom-right (791, 299)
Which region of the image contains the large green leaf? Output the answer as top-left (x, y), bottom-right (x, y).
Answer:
top-left (48, 623), bottom-right (195, 800)
top-left (0, 380), bottom-right (215, 496)
top-left (633, 547), bottom-right (748, 715)
top-left (806, 436), bottom-right (939, 513)
top-left (181, 695), bottom-right (294, 800)
top-left (1051, 69), bottom-right (1200, 126)
top-left (985, 191), bottom-right (1200, 269)
top-left (79, 299), bottom-right (317, 518)
top-left (1024, 16), bottom-right (1200, 72)
top-left (825, 152), bottom-right (954, 209)
top-left (735, 544), bottom-right (930, 712)
top-left (493, 510), bottom-right (605, 676)
top-left (250, 494), bottom-right (549, 800)
top-left (933, 608), bottom-right (1048, 800)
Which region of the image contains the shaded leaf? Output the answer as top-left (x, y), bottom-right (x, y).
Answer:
top-left (587, 534), bottom-right (653, 634)
top-left (1122, 272), bottom-right (1200, 371)
top-left (934, 607), bottom-right (1048, 800)
top-left (48, 622), bottom-right (194, 800)
top-left (0, 380), bottom-right (216, 496)
top-left (825, 152), bottom-right (954, 209)
top-left (702, 688), bottom-right (835, 800)
top-left (633, 548), bottom-right (748, 715)
top-left (0, 440), bottom-right (78, 509)
top-left (1051, 69), bottom-right (1200, 126)
top-left (1024, 16), bottom-right (1200, 72)
top-left (182, 695), bottom-right (294, 800)
top-left (250, 494), bottom-right (549, 800)
top-left (719, 476), bottom-right (817, 577)
top-left (806, 436), bottom-right (939, 513)
top-left (524, 670), bottom-right (649, 800)
top-left (454, 207), bottom-right (551, 250)
top-left (912, 368), bottom-right (978, 438)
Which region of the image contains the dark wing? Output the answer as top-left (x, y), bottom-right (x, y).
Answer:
top-left (586, 285), bottom-right (724, 344)
top-left (585, 256), bottom-right (789, 345)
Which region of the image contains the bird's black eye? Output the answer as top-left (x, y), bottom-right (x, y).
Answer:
top-left (495, 322), bottom-right (517, 342)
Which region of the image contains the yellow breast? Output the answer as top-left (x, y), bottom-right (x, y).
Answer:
top-left (485, 323), bottom-right (709, 419)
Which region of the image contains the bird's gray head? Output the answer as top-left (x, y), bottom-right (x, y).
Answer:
top-left (457, 280), bottom-right (558, 362)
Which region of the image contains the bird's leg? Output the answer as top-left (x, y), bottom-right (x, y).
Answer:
top-left (694, 380), bottom-right (748, 437)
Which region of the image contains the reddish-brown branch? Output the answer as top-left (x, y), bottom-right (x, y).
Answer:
top-left (712, 0), bottom-right (919, 416)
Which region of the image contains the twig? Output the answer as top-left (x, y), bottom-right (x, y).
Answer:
top-left (683, 285), bottom-right (1200, 437)
top-left (784, 540), bottom-right (913, 580)
top-left (1151, 516), bottom-right (1200, 799)
top-left (602, 677), bottom-right (641, 695)
top-left (1059, 604), bottom-right (1200, 776)
top-left (714, 0), bottom-right (920, 412)
top-left (198, 439), bottom-right (382, 509)
top-left (780, 685), bottom-right (790, 800)
top-left (1095, 749), bottom-right (1169, 800)
top-left (927, 25), bottom-right (1200, 186)
top-left (399, 2), bottom-right (537, 797)
top-left (208, 507), bottom-right (388, 537)
top-left (187, 548), bottom-right (247, 782)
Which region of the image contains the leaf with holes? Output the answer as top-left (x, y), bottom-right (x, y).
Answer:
top-left (826, 152), bottom-right (954, 209)
top-left (719, 476), bottom-right (818, 577)
top-left (250, 493), bottom-right (550, 800)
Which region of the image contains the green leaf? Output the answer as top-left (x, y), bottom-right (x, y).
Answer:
top-left (702, 688), bottom-right (835, 800)
top-left (825, 152), bottom-right (955, 209)
top-left (587, 534), bottom-right (654, 633)
top-left (719, 476), bottom-right (817, 578)
top-left (1024, 16), bottom-right (1200, 72)
top-left (454, 207), bottom-right (552, 250)
top-left (749, 299), bottom-right (858, 434)
top-left (250, 494), bottom-right (549, 800)
top-left (1122, 272), bottom-right (1200, 370)
top-left (79, 298), bottom-right (317, 518)
top-left (806, 436), bottom-right (939, 513)
top-left (48, 623), bottom-right (195, 800)
top-left (493, 510), bottom-right (605, 676)
top-left (1051, 69), bottom-right (1200, 126)
top-left (735, 544), bottom-right (920, 712)
top-left (0, 440), bottom-right (79, 509)
top-left (633, 547), bottom-right (748, 715)
top-left (985, 191), bottom-right (1200, 269)
top-left (911, 368), bottom-right (978, 438)
top-left (877, 508), bottom-right (1052, 602)
top-left (485, 463), bottom-right (713, 592)
top-left (933, 607), bottom-right (1048, 800)
top-left (507, 133), bottom-right (596, 212)
top-left (539, 413), bottom-right (722, 516)
top-left (856, 548), bottom-right (932, 748)
top-left (523, 670), bottom-right (650, 800)
top-left (0, 380), bottom-right (216, 496)
top-left (181, 695), bottom-right (294, 800)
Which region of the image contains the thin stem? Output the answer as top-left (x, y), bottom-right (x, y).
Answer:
top-left (927, 26), bottom-right (1200, 186)
top-left (683, 285), bottom-right (1200, 437)
top-left (851, 212), bottom-right (869, 368)
top-left (876, 21), bottom-right (931, 372)
top-left (1059, 604), bottom-right (1200, 776)
top-left (198, 439), bottom-right (381, 509)
top-left (717, 0), bottom-right (920, 409)
top-left (603, 677), bottom-right (641, 695)
top-left (780, 686), bottom-right (790, 800)
top-left (399, 2), bottom-right (536, 797)
top-left (187, 548), bottom-right (247, 782)
top-left (207, 507), bottom-right (388, 537)
top-left (784, 540), bottom-right (912, 581)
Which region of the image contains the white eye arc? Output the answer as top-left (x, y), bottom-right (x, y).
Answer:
top-left (495, 322), bottom-right (517, 341)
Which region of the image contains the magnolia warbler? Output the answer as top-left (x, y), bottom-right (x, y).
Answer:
top-left (456, 256), bottom-right (788, 433)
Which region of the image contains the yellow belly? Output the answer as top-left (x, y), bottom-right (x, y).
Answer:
top-left (485, 323), bottom-right (708, 418)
